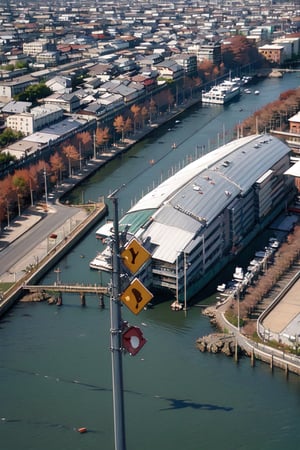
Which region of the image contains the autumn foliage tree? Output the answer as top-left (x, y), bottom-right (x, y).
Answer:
top-left (198, 60), bottom-right (217, 83)
top-left (148, 98), bottom-right (157, 124)
top-left (62, 144), bottom-right (79, 177)
top-left (130, 104), bottom-right (141, 133)
top-left (76, 131), bottom-right (92, 159)
top-left (0, 175), bottom-right (14, 227)
top-left (113, 115), bottom-right (126, 142)
top-left (141, 105), bottom-right (149, 128)
top-left (95, 126), bottom-right (110, 152)
top-left (0, 160), bottom-right (50, 226)
top-left (221, 35), bottom-right (266, 71)
top-left (239, 86), bottom-right (300, 136)
top-left (50, 152), bottom-right (65, 186)
top-left (12, 169), bottom-right (29, 215)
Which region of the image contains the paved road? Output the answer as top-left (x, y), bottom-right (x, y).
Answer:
top-left (0, 203), bottom-right (85, 283)
top-left (262, 275), bottom-right (300, 344)
top-left (0, 158), bottom-right (107, 283)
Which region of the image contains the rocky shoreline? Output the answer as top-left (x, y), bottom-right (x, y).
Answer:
top-left (196, 332), bottom-right (242, 357)
top-left (196, 305), bottom-right (244, 358)
top-left (20, 291), bottom-right (58, 305)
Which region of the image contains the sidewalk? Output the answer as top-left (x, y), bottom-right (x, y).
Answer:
top-left (0, 155), bottom-right (111, 253)
top-left (0, 208), bottom-right (43, 251)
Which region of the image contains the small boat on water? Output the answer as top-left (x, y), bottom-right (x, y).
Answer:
top-left (254, 90), bottom-right (260, 95)
top-left (171, 300), bottom-right (183, 311)
top-left (217, 283), bottom-right (226, 292)
top-left (233, 267), bottom-right (244, 280)
top-left (255, 250), bottom-right (267, 259)
top-left (89, 246), bottom-right (112, 271)
top-left (269, 237), bottom-right (280, 249)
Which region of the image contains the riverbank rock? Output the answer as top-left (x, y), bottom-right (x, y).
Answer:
top-left (196, 333), bottom-right (239, 357)
top-left (202, 306), bottom-right (224, 329)
top-left (20, 291), bottom-right (56, 303)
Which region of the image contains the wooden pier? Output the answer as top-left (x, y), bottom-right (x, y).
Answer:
top-left (23, 283), bottom-right (109, 307)
top-left (24, 283), bottom-right (109, 295)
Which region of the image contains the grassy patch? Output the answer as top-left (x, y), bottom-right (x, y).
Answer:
top-left (0, 282), bottom-right (14, 294)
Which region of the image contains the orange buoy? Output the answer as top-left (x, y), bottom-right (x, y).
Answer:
top-left (77, 427), bottom-right (87, 433)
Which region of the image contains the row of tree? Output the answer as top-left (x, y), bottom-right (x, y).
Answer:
top-left (0, 87), bottom-right (168, 225)
top-left (0, 35), bottom-right (269, 225)
top-left (227, 224), bottom-right (300, 341)
top-left (238, 87), bottom-right (300, 135)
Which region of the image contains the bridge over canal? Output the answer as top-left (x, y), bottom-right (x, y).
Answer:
top-left (24, 283), bottom-right (109, 307)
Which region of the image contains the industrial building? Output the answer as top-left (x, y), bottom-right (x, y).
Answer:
top-left (91, 134), bottom-right (294, 304)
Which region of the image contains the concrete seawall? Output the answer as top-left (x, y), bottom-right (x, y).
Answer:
top-left (0, 203), bottom-right (107, 317)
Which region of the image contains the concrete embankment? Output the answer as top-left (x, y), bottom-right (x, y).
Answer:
top-left (201, 305), bottom-right (300, 376)
top-left (0, 203), bottom-right (107, 317)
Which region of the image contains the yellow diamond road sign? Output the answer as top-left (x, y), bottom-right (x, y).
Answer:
top-left (120, 278), bottom-right (153, 315)
top-left (121, 238), bottom-right (151, 274)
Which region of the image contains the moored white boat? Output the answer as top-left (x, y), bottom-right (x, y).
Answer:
top-left (269, 237), bottom-right (280, 249)
top-left (202, 79), bottom-right (240, 105)
top-left (89, 246), bottom-right (112, 271)
top-left (217, 283), bottom-right (226, 292)
top-left (233, 267), bottom-right (244, 280)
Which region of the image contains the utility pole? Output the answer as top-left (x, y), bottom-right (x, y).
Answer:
top-left (107, 185), bottom-right (150, 450)
top-left (44, 167), bottom-right (48, 207)
top-left (108, 189), bottom-right (127, 450)
top-left (93, 132), bottom-right (97, 160)
top-left (79, 142), bottom-right (82, 172)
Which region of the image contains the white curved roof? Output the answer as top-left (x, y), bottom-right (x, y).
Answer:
top-left (129, 134), bottom-right (263, 212)
top-left (126, 134), bottom-right (290, 264)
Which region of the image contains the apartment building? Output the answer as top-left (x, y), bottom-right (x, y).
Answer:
top-left (6, 104), bottom-right (64, 135)
top-left (23, 39), bottom-right (49, 56)
top-left (258, 44), bottom-right (285, 65)
top-left (187, 42), bottom-right (222, 65)
top-left (0, 75), bottom-right (35, 102)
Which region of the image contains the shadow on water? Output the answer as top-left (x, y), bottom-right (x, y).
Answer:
top-left (156, 396), bottom-right (233, 412)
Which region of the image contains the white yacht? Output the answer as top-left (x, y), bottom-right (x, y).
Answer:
top-left (202, 79), bottom-right (240, 105)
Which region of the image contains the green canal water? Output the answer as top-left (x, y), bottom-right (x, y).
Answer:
top-left (1, 72), bottom-right (300, 450)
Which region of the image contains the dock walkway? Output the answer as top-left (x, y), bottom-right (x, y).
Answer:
top-left (25, 283), bottom-right (108, 295)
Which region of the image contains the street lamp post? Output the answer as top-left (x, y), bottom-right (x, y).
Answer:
top-left (237, 289), bottom-right (240, 333)
top-left (29, 178), bottom-right (34, 206)
top-left (44, 167), bottom-right (48, 207)
top-left (54, 267), bottom-right (61, 285)
top-left (17, 193), bottom-right (21, 216)
top-left (235, 288), bottom-right (240, 363)
top-left (93, 132), bottom-right (97, 159)
top-left (6, 201), bottom-right (10, 228)
top-left (79, 142), bottom-right (82, 172)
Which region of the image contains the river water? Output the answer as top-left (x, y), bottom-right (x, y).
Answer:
top-left (1, 73), bottom-right (300, 450)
